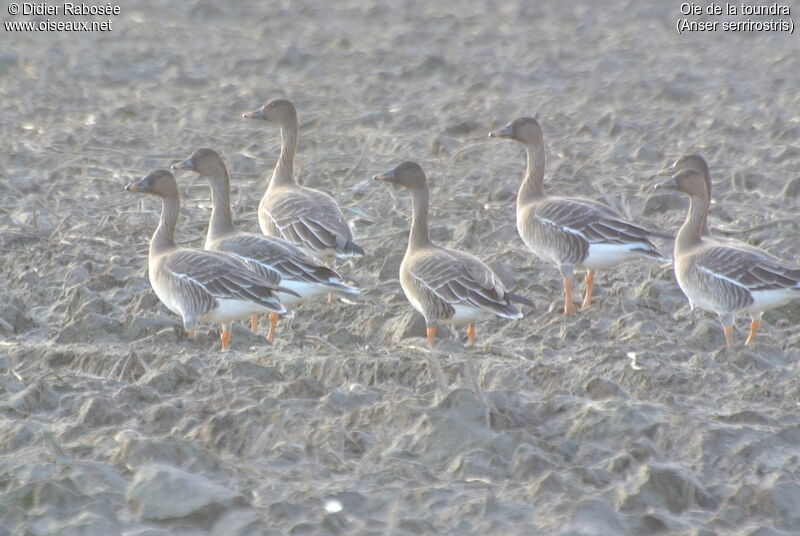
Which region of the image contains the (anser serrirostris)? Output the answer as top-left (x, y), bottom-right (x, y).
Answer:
top-left (658, 154), bottom-right (711, 235)
top-left (172, 148), bottom-right (359, 343)
top-left (655, 163), bottom-right (800, 347)
top-left (489, 117), bottom-right (669, 316)
top-left (373, 161), bottom-right (534, 346)
top-left (125, 170), bottom-right (289, 350)
top-left (242, 99), bottom-right (364, 260)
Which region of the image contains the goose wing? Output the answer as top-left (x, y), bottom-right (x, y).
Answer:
top-left (407, 249), bottom-right (521, 319)
top-left (537, 197), bottom-right (663, 246)
top-left (263, 187), bottom-right (364, 257)
top-left (694, 243), bottom-right (800, 292)
top-left (164, 249), bottom-right (287, 314)
top-left (217, 232), bottom-right (355, 289)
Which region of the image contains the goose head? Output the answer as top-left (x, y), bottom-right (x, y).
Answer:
top-left (373, 161), bottom-right (427, 191)
top-left (171, 148), bottom-right (227, 179)
top-left (242, 98), bottom-right (297, 125)
top-left (657, 154), bottom-right (711, 198)
top-left (488, 116), bottom-right (543, 146)
top-left (125, 169), bottom-right (179, 198)
top-left (655, 168), bottom-right (709, 199)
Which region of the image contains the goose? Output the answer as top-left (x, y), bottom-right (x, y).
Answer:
top-left (125, 170), bottom-right (289, 350)
top-left (242, 99), bottom-right (364, 260)
top-left (658, 154), bottom-right (711, 236)
top-left (489, 117), bottom-right (669, 316)
top-left (655, 164), bottom-right (800, 347)
top-left (373, 161), bottom-right (534, 346)
top-left (171, 148), bottom-right (359, 343)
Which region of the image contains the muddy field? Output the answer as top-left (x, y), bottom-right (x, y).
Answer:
top-left (2, 1), bottom-right (800, 534)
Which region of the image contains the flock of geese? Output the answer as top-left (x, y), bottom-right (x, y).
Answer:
top-left (124, 99), bottom-right (800, 351)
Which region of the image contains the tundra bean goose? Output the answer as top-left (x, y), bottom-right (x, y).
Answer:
top-left (658, 154), bottom-right (711, 236)
top-left (656, 164), bottom-right (800, 347)
top-left (242, 99), bottom-right (364, 259)
top-left (172, 148), bottom-right (359, 343)
top-left (489, 117), bottom-right (668, 315)
top-left (125, 170), bottom-right (289, 350)
top-left (373, 161), bottom-right (534, 346)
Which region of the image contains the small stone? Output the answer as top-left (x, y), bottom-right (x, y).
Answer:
top-left (509, 443), bottom-right (552, 480)
top-left (65, 265), bottom-right (90, 285)
top-left (388, 311), bottom-right (427, 343)
top-left (279, 378), bottom-right (325, 399)
top-left (586, 377), bottom-right (629, 400)
top-left (144, 361), bottom-right (200, 394)
top-left (10, 381), bottom-right (58, 413)
top-left (140, 403), bottom-right (182, 432)
top-left (621, 463), bottom-right (701, 514)
top-left (79, 397), bottom-right (127, 427)
top-left (126, 464), bottom-right (239, 521)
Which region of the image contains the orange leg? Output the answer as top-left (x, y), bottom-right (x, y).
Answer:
top-left (723, 325), bottom-right (734, 348)
top-left (327, 292), bottom-right (333, 304)
top-left (186, 330), bottom-right (195, 339)
top-left (466, 323), bottom-right (476, 346)
top-left (582, 271), bottom-right (594, 309)
top-left (563, 277), bottom-right (574, 316)
top-left (220, 329), bottom-right (231, 351)
top-left (745, 320), bottom-right (760, 346)
top-left (250, 315), bottom-right (259, 333)
top-left (267, 312), bottom-right (279, 344)
top-left (426, 327), bottom-right (436, 347)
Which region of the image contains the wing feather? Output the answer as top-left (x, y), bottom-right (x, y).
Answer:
top-left (262, 187), bottom-right (364, 257)
top-left (164, 249), bottom-right (286, 314)
top-left (696, 244), bottom-right (800, 292)
top-left (212, 232), bottom-right (357, 290)
top-left (408, 249), bottom-right (523, 320)
top-left (537, 198), bottom-right (662, 246)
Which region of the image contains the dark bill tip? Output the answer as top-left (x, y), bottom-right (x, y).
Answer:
top-left (372, 168), bottom-right (396, 182)
top-left (242, 109), bottom-right (263, 120)
top-left (171, 157), bottom-right (193, 171)
top-left (653, 178), bottom-right (678, 191)
top-left (488, 123), bottom-right (513, 139)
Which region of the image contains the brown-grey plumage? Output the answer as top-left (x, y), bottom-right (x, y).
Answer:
top-left (658, 154), bottom-right (711, 235)
top-left (489, 116), bottom-right (669, 315)
top-left (373, 161), bottom-right (533, 346)
top-left (124, 170), bottom-right (288, 350)
top-left (242, 99), bottom-right (364, 259)
top-left (157, 249), bottom-right (288, 317)
top-left (172, 149), bottom-right (359, 342)
top-left (404, 252), bottom-right (527, 320)
top-left (656, 164), bottom-right (800, 347)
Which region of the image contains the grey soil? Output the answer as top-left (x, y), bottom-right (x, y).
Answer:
top-left (2, 1), bottom-right (800, 534)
